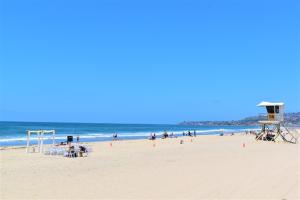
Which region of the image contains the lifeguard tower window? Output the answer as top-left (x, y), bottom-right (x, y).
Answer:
top-left (266, 106), bottom-right (280, 114)
top-left (275, 106), bottom-right (279, 113)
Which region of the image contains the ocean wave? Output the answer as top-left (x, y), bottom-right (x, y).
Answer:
top-left (0, 128), bottom-right (258, 143)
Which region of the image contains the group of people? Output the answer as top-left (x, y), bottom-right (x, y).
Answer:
top-left (255, 130), bottom-right (277, 141)
top-left (183, 130), bottom-right (197, 137)
top-left (66, 144), bottom-right (88, 158)
top-left (161, 131), bottom-right (177, 139)
top-left (112, 130), bottom-right (197, 141)
top-left (148, 131), bottom-right (183, 140)
top-left (245, 130), bottom-right (257, 135)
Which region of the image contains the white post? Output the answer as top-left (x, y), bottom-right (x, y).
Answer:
top-left (26, 131), bottom-right (30, 153)
top-left (52, 130), bottom-right (55, 146)
top-left (37, 131), bottom-right (41, 153)
top-left (40, 131), bottom-right (44, 153)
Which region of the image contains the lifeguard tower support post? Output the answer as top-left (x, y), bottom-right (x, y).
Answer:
top-left (256, 101), bottom-right (297, 144)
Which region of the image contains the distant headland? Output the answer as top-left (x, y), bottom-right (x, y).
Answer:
top-left (179, 112), bottom-right (300, 126)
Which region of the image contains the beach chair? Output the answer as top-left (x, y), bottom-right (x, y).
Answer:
top-left (44, 148), bottom-right (51, 155)
top-left (68, 150), bottom-right (76, 158)
top-left (57, 147), bottom-right (65, 155)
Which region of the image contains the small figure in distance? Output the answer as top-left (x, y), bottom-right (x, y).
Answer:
top-left (152, 133), bottom-right (156, 140)
top-left (193, 130), bottom-right (196, 137)
top-left (149, 133), bottom-right (156, 140)
top-left (149, 133), bottom-right (152, 140)
top-left (112, 133), bottom-right (118, 141)
top-left (162, 131), bottom-right (168, 139)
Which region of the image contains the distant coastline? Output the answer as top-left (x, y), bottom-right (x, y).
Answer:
top-left (179, 112), bottom-right (300, 126)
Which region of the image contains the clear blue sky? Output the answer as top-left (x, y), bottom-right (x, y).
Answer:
top-left (0, 0), bottom-right (299, 124)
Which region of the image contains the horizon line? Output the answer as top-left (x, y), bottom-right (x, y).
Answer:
top-left (1, 111), bottom-right (299, 125)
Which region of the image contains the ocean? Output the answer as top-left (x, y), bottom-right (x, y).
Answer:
top-left (0, 121), bottom-right (259, 146)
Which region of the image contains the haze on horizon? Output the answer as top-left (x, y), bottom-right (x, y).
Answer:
top-left (0, 0), bottom-right (299, 124)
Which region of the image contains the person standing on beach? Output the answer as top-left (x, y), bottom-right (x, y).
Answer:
top-left (76, 136), bottom-right (80, 143)
top-left (193, 130), bottom-right (196, 137)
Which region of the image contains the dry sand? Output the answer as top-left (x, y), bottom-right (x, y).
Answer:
top-left (1, 134), bottom-right (299, 200)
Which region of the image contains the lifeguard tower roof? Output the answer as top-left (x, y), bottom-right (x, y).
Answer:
top-left (257, 101), bottom-right (284, 107)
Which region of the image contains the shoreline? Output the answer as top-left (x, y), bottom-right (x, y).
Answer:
top-left (0, 121), bottom-right (260, 147)
top-left (0, 131), bottom-right (248, 150)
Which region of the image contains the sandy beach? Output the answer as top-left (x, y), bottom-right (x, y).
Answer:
top-left (1, 134), bottom-right (299, 200)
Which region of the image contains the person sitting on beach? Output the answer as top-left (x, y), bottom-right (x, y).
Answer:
top-left (67, 146), bottom-right (76, 157)
top-left (266, 132), bottom-right (275, 141)
top-left (162, 131), bottom-right (168, 139)
top-left (149, 133), bottom-right (153, 140)
top-left (55, 142), bottom-right (66, 146)
top-left (112, 133), bottom-right (118, 141)
top-left (149, 133), bottom-right (156, 140)
top-left (79, 145), bottom-right (86, 152)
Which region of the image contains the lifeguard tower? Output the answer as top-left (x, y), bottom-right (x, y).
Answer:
top-left (256, 101), bottom-right (297, 144)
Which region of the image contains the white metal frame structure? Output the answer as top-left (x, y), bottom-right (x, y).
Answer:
top-left (26, 130), bottom-right (56, 153)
